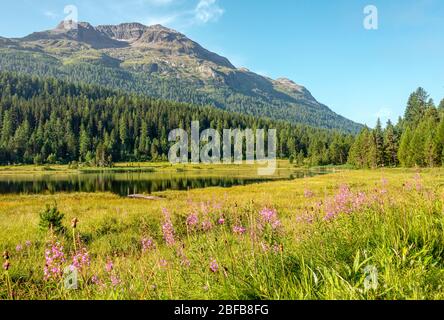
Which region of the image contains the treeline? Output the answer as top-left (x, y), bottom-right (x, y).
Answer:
top-left (349, 88), bottom-right (444, 168)
top-left (0, 72), bottom-right (353, 166)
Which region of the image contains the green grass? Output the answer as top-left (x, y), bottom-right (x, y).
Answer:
top-left (0, 168), bottom-right (443, 300)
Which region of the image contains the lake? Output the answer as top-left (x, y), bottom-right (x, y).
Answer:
top-left (0, 167), bottom-right (333, 196)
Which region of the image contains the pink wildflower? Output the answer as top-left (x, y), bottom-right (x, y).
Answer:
top-left (141, 237), bottom-right (156, 253)
top-left (159, 259), bottom-right (168, 268)
top-left (186, 213), bottom-right (199, 230)
top-left (259, 208), bottom-right (281, 230)
top-left (209, 259), bottom-right (219, 273)
top-left (72, 247), bottom-right (91, 272)
top-left (162, 208), bottom-right (175, 246)
top-left (233, 225), bottom-right (246, 235)
top-left (201, 219), bottom-right (213, 232)
top-left (44, 242), bottom-right (66, 281)
top-left (91, 275), bottom-right (102, 286)
top-left (105, 260), bottom-right (114, 273)
top-left (110, 275), bottom-right (121, 287)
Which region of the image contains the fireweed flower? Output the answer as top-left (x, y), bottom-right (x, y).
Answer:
top-left (414, 173), bottom-right (423, 191)
top-left (201, 219), bottom-right (213, 232)
top-left (16, 244), bottom-right (23, 252)
top-left (177, 247), bottom-right (191, 268)
top-left (141, 237), bottom-right (156, 253)
top-left (186, 213), bottom-right (199, 230)
top-left (44, 242), bottom-right (66, 281)
top-left (159, 259), bottom-right (168, 268)
top-left (209, 259), bottom-right (219, 273)
top-left (110, 275), bottom-right (121, 287)
top-left (72, 247), bottom-right (91, 272)
top-left (259, 208), bottom-right (281, 230)
top-left (25, 240), bottom-right (32, 247)
top-left (233, 225), bottom-right (246, 235)
top-left (218, 218), bottom-right (225, 225)
top-left (162, 208), bottom-right (175, 247)
top-left (105, 260), bottom-right (114, 273)
top-left (323, 185), bottom-right (371, 221)
top-left (91, 275), bottom-right (101, 285)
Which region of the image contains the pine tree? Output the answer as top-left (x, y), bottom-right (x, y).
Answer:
top-left (404, 88), bottom-right (429, 126)
top-left (383, 120), bottom-right (398, 166)
top-left (409, 123), bottom-right (427, 167)
top-left (79, 125), bottom-right (91, 161)
top-left (374, 118), bottom-right (385, 167)
top-left (398, 127), bottom-right (413, 167)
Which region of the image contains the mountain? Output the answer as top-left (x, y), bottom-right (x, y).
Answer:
top-left (0, 22), bottom-right (362, 133)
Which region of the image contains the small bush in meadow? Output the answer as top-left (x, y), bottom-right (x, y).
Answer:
top-left (38, 204), bottom-right (66, 234)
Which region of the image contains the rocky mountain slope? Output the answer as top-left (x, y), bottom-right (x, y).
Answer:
top-left (0, 21), bottom-right (362, 133)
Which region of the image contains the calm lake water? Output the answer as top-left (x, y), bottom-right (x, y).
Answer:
top-left (0, 168), bottom-right (332, 196)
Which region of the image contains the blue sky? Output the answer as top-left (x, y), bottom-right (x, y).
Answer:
top-left (1, 0), bottom-right (443, 127)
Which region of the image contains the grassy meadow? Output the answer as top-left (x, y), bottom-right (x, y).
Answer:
top-left (0, 167), bottom-right (443, 300)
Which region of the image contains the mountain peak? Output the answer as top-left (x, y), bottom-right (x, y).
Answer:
top-left (0, 20), bottom-right (362, 132)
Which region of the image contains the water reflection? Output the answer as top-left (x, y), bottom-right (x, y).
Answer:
top-left (0, 168), bottom-right (331, 196)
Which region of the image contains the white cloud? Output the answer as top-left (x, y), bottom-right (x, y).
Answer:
top-left (194, 0), bottom-right (224, 23)
top-left (143, 0), bottom-right (224, 28)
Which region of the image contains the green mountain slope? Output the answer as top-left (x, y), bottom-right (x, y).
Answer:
top-left (0, 22), bottom-right (362, 133)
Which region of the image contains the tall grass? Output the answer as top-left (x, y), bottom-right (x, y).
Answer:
top-left (0, 169), bottom-right (443, 300)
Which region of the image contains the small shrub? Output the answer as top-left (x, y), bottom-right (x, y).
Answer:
top-left (38, 204), bottom-right (66, 234)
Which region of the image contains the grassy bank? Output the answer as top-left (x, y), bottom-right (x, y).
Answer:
top-left (0, 160), bottom-right (301, 175)
top-left (0, 168), bottom-right (443, 300)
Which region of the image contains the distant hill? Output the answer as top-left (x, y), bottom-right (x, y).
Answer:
top-left (0, 21), bottom-right (362, 133)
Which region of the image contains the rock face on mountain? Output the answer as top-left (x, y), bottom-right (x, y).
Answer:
top-left (96, 23), bottom-right (148, 42)
top-left (0, 21), bottom-right (362, 133)
top-left (21, 21), bottom-right (126, 49)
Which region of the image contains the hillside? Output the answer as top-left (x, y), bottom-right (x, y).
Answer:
top-left (0, 21), bottom-right (362, 133)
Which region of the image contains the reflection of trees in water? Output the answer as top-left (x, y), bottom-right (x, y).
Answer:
top-left (0, 169), bottom-right (330, 196)
top-left (0, 176), bottom-right (270, 196)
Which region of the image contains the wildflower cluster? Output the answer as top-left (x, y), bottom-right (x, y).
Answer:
top-left (71, 247), bottom-right (91, 272)
top-left (258, 207), bottom-right (282, 231)
top-left (323, 185), bottom-right (370, 220)
top-left (44, 242), bottom-right (66, 281)
top-left (105, 259), bottom-right (121, 287)
top-left (233, 225), bottom-right (246, 235)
